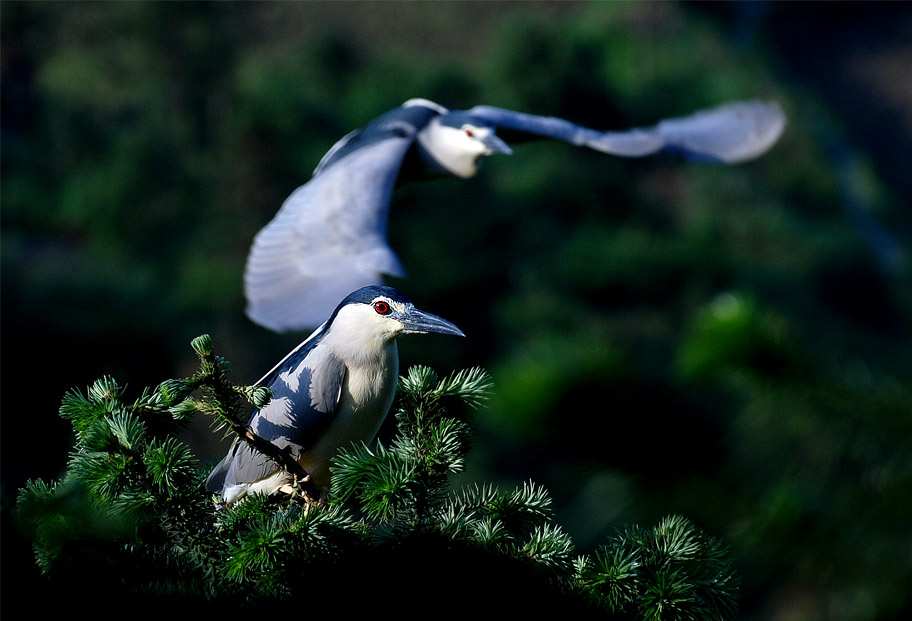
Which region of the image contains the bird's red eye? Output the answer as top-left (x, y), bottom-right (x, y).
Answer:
top-left (465, 128), bottom-right (474, 138)
top-left (374, 301), bottom-right (391, 315)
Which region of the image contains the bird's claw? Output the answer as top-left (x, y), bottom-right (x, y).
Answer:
top-left (277, 473), bottom-right (327, 507)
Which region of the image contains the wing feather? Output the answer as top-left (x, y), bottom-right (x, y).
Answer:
top-left (465, 100), bottom-right (785, 163)
top-left (205, 344), bottom-right (347, 498)
top-left (244, 123), bottom-right (422, 332)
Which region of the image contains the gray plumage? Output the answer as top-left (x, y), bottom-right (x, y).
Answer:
top-left (245, 98), bottom-right (786, 332)
top-left (206, 285), bottom-right (464, 504)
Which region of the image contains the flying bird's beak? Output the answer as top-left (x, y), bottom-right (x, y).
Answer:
top-left (482, 133), bottom-right (513, 156)
top-left (400, 308), bottom-right (465, 337)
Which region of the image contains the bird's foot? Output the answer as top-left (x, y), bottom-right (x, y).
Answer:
top-left (278, 473), bottom-right (327, 507)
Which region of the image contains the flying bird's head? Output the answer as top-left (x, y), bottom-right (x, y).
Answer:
top-left (416, 113), bottom-right (512, 178)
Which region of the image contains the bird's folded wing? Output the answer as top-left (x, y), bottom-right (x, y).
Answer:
top-left (206, 348), bottom-right (346, 494)
top-left (249, 346), bottom-right (345, 455)
top-left (465, 100), bottom-right (785, 163)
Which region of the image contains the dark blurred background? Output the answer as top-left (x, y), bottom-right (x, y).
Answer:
top-left (2, 1), bottom-right (910, 618)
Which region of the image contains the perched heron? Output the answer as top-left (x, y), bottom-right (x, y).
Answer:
top-left (206, 285), bottom-right (464, 504)
top-left (245, 98), bottom-right (786, 332)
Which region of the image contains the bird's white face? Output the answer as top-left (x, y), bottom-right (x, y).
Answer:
top-left (418, 118), bottom-right (500, 179)
top-left (323, 292), bottom-right (464, 364)
top-left (330, 295), bottom-right (412, 351)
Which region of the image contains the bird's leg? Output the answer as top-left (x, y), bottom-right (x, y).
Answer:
top-left (277, 472), bottom-right (326, 506)
top-left (297, 473), bottom-right (329, 506)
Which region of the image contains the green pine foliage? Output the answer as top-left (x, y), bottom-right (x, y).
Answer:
top-left (578, 515), bottom-right (739, 620)
top-left (16, 336), bottom-right (738, 618)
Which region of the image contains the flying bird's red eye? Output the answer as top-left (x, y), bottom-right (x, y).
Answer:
top-left (465, 128), bottom-right (474, 138)
top-left (374, 301), bottom-right (391, 315)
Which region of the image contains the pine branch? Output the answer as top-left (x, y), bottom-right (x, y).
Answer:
top-left (185, 334), bottom-right (320, 500)
top-left (575, 515), bottom-right (739, 619)
top-left (16, 336), bottom-right (739, 617)
top-left (332, 366), bottom-right (495, 529)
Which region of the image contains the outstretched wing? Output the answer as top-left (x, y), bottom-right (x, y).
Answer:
top-left (463, 100), bottom-right (786, 164)
top-left (205, 340), bottom-right (346, 501)
top-left (244, 106), bottom-right (439, 332)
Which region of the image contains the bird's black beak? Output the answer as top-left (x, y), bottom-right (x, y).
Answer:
top-left (482, 133), bottom-right (512, 155)
top-left (400, 308), bottom-right (465, 337)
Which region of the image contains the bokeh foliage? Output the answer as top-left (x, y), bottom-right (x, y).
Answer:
top-left (3, 2), bottom-right (910, 619)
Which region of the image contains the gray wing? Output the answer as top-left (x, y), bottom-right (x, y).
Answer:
top-left (205, 344), bottom-right (346, 495)
top-left (245, 104), bottom-right (443, 332)
top-left (244, 138), bottom-right (410, 332)
top-left (464, 100), bottom-right (786, 164)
